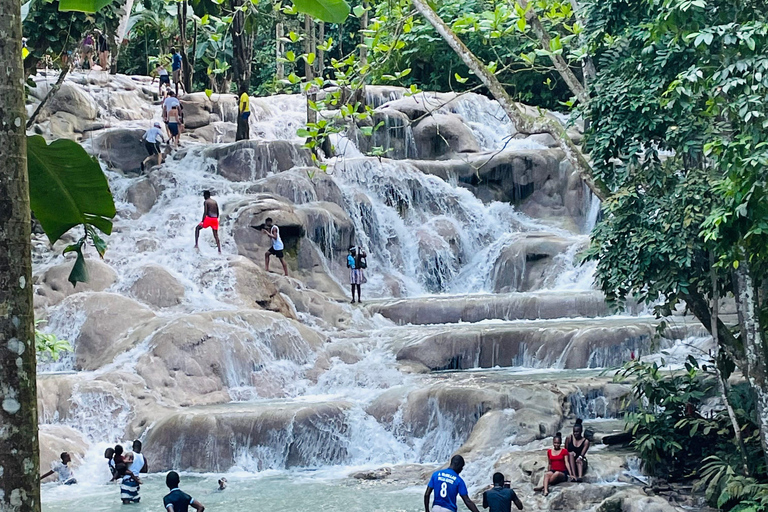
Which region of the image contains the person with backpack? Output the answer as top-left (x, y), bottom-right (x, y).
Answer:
top-left (347, 246), bottom-right (368, 303)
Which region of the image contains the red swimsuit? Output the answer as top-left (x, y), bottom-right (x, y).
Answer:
top-left (548, 448), bottom-right (568, 473)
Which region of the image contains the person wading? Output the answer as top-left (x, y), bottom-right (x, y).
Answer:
top-left (425, 455), bottom-right (481, 512)
top-left (483, 472), bottom-right (523, 512)
top-left (194, 190), bottom-right (221, 254)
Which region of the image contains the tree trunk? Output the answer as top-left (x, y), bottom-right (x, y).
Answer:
top-left (276, 21), bottom-right (284, 80)
top-left (230, 0), bottom-right (254, 93)
top-left (0, 0), bottom-right (40, 509)
top-left (177, 0), bottom-right (192, 93)
top-left (316, 21), bottom-right (324, 76)
top-left (411, 0), bottom-right (608, 200)
top-left (304, 14), bottom-right (317, 124)
top-left (191, 21), bottom-right (198, 80)
top-left (359, 1), bottom-right (368, 65)
top-left (732, 259), bottom-right (768, 471)
top-left (710, 253), bottom-right (750, 476)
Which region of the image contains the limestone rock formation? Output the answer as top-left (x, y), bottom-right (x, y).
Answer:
top-left (125, 177), bottom-right (158, 214)
top-left (91, 128), bottom-right (147, 173)
top-left (203, 140), bottom-right (312, 181)
top-left (412, 113), bottom-right (481, 159)
top-left (129, 264), bottom-right (186, 308)
top-left (490, 233), bottom-right (574, 293)
top-left (35, 258), bottom-right (118, 307)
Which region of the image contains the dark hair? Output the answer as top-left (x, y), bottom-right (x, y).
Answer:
top-left (60, 452), bottom-right (69, 461)
top-left (114, 445), bottom-right (124, 456)
top-left (265, 217), bottom-right (273, 223)
top-left (115, 462), bottom-right (128, 478)
top-left (450, 454), bottom-right (465, 472)
top-left (133, 440), bottom-right (142, 453)
top-left (493, 472), bottom-right (505, 485)
top-left (170, 47), bottom-right (176, 54)
top-left (554, 432), bottom-right (563, 441)
top-left (574, 418), bottom-right (583, 431)
top-left (105, 447), bottom-right (115, 459)
top-left (203, 190), bottom-right (211, 199)
top-left (166, 471), bottom-right (180, 489)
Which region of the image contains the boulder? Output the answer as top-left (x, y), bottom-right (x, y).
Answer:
top-left (296, 202), bottom-right (356, 259)
top-left (35, 258), bottom-right (118, 306)
top-left (91, 128), bottom-right (147, 173)
top-left (271, 277), bottom-right (353, 328)
top-left (378, 91), bottom-right (459, 120)
top-left (48, 292), bottom-right (157, 370)
top-left (190, 122), bottom-right (236, 144)
top-left (180, 92), bottom-right (213, 129)
top-left (42, 82), bottom-right (99, 120)
top-left (203, 140), bottom-right (313, 182)
top-left (490, 234), bottom-right (574, 293)
top-left (231, 195), bottom-right (305, 261)
top-left (412, 113), bottom-right (480, 159)
top-left (144, 401), bottom-right (351, 471)
top-left (129, 265), bottom-right (185, 308)
top-left (228, 256), bottom-right (296, 318)
top-left (39, 425), bottom-right (88, 482)
top-left (247, 170), bottom-right (318, 204)
top-left (210, 93), bottom-right (239, 123)
top-left (125, 177), bottom-right (158, 214)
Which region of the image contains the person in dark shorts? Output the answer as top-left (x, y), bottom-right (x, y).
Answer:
top-left (97, 30), bottom-right (109, 70)
top-left (140, 122), bottom-right (165, 171)
top-left (483, 473), bottom-right (523, 512)
top-left (156, 63), bottom-right (171, 96)
top-left (424, 455), bottom-right (481, 512)
top-left (171, 48), bottom-right (183, 95)
top-left (262, 217), bottom-right (288, 276)
top-left (534, 432), bottom-right (574, 496)
top-left (163, 471), bottom-right (205, 512)
top-left (195, 190), bottom-right (221, 254)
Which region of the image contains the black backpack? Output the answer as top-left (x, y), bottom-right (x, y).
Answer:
top-left (357, 255), bottom-right (367, 269)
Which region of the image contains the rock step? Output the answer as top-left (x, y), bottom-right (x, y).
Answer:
top-left (367, 291), bottom-right (617, 325)
top-left (394, 317), bottom-right (708, 371)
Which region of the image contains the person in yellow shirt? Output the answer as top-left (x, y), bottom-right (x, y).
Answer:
top-left (236, 88), bottom-right (250, 141)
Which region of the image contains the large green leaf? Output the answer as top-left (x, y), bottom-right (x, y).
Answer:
top-left (58, 0), bottom-right (113, 12)
top-left (27, 135), bottom-right (116, 243)
top-left (292, 0), bottom-right (350, 23)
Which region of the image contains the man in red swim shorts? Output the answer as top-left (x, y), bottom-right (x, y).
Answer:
top-left (194, 190), bottom-right (221, 254)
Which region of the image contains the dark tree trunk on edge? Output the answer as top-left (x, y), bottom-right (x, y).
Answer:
top-left (0, 0), bottom-right (41, 509)
top-left (177, 0), bottom-right (192, 93)
top-left (231, 0), bottom-right (254, 94)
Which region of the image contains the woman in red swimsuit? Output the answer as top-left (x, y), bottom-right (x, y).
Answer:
top-left (535, 432), bottom-right (574, 496)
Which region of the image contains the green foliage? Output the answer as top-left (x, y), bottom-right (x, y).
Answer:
top-left (58, 0), bottom-right (112, 12)
top-left (34, 320), bottom-right (71, 361)
top-left (27, 136), bottom-right (116, 286)
top-left (292, 0), bottom-right (350, 24)
top-left (618, 356), bottom-right (765, 492)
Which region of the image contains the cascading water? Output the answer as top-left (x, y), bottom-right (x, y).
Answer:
top-left (35, 73), bottom-right (699, 512)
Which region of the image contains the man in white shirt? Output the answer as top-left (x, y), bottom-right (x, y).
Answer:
top-left (141, 122), bottom-right (166, 171)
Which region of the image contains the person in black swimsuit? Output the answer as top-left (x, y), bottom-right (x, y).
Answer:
top-left (566, 418), bottom-right (590, 482)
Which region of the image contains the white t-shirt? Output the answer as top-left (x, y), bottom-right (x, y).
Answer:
top-left (52, 461), bottom-right (74, 483)
top-left (128, 453), bottom-right (145, 475)
top-left (271, 226), bottom-right (284, 250)
top-left (158, 67), bottom-right (169, 76)
top-left (163, 96), bottom-right (180, 115)
top-left (144, 127), bottom-right (164, 143)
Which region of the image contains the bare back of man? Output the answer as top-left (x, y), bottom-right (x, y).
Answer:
top-left (195, 191), bottom-right (221, 253)
top-left (204, 198), bottom-right (219, 218)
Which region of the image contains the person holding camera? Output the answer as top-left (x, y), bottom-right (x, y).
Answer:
top-left (347, 246), bottom-right (368, 303)
top-left (483, 473), bottom-right (523, 512)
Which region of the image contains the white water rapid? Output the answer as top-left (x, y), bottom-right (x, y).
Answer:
top-left (31, 71), bottom-right (706, 512)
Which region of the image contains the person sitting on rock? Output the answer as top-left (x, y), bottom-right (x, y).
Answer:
top-left (483, 472), bottom-right (523, 511)
top-left (140, 122), bottom-right (166, 171)
top-left (424, 455), bottom-right (481, 512)
top-left (566, 418), bottom-right (590, 482)
top-left (41, 451), bottom-right (77, 485)
top-left (194, 190), bottom-right (221, 254)
top-left (164, 471), bottom-right (205, 512)
top-left (262, 217), bottom-right (288, 276)
top-left (534, 432), bottom-right (574, 496)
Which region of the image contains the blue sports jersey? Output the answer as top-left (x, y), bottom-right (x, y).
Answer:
top-left (347, 254), bottom-right (356, 269)
top-left (428, 469), bottom-right (468, 512)
top-left (172, 53), bottom-right (182, 71)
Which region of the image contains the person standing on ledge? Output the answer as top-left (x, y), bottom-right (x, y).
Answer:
top-left (483, 473), bottom-right (523, 512)
top-left (262, 218), bottom-right (288, 276)
top-left (195, 191), bottom-right (221, 254)
top-left (236, 87), bottom-right (250, 141)
top-left (425, 455), bottom-right (481, 512)
top-left (171, 47), bottom-right (183, 95)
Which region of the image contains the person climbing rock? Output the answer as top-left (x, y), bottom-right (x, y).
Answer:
top-left (171, 48), bottom-right (183, 95)
top-left (41, 452), bottom-right (77, 485)
top-left (534, 432), bottom-right (574, 496)
top-left (483, 473), bottom-right (523, 512)
top-left (424, 455), bottom-right (480, 512)
top-left (156, 62), bottom-right (171, 97)
top-left (262, 218), bottom-right (288, 276)
top-left (141, 122), bottom-right (166, 171)
top-left (167, 105), bottom-right (182, 148)
top-left (81, 33), bottom-right (95, 69)
top-left (162, 90), bottom-right (183, 140)
top-left (566, 419), bottom-right (590, 482)
top-left (164, 471), bottom-right (205, 512)
top-left (194, 191), bottom-right (221, 254)
top-left (236, 87), bottom-right (250, 141)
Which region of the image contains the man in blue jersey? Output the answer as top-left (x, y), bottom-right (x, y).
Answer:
top-left (425, 455), bottom-right (481, 512)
